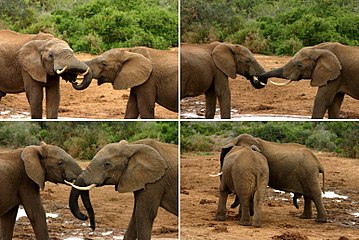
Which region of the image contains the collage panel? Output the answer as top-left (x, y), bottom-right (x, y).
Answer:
top-left (0, 1), bottom-right (178, 120)
top-left (180, 1), bottom-right (359, 119)
top-left (0, 121), bottom-right (178, 239)
top-left (180, 121), bottom-right (359, 239)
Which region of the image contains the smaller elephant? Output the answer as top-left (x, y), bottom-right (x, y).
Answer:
top-left (67, 139), bottom-right (178, 240)
top-left (258, 42), bottom-right (359, 118)
top-left (215, 145), bottom-right (269, 227)
top-left (0, 30), bottom-right (93, 119)
top-left (78, 47), bottom-right (178, 119)
top-left (0, 142), bottom-right (94, 240)
top-left (181, 42), bottom-right (266, 119)
top-left (221, 134), bottom-right (327, 222)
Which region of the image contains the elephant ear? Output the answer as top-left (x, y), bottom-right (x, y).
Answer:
top-left (117, 143), bottom-right (167, 193)
top-left (18, 40), bottom-right (47, 83)
top-left (250, 144), bottom-right (261, 152)
top-left (311, 49), bottom-right (342, 87)
top-left (113, 51), bottom-right (153, 90)
top-left (20, 142), bottom-right (47, 190)
top-left (212, 43), bottom-right (237, 79)
top-left (220, 140), bottom-right (235, 168)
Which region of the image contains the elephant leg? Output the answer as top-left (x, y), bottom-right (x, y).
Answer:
top-left (134, 87), bottom-right (155, 119)
top-left (0, 205), bottom-right (19, 240)
top-left (124, 89), bottom-right (140, 119)
top-left (204, 88), bottom-right (216, 119)
top-left (45, 77), bottom-right (60, 119)
top-left (215, 189), bottom-right (228, 221)
top-left (0, 91), bottom-right (6, 101)
top-left (252, 184), bottom-right (266, 227)
top-left (239, 196), bottom-right (251, 226)
top-left (328, 92), bottom-right (344, 119)
top-left (23, 72), bottom-right (44, 119)
top-left (312, 85), bottom-right (337, 119)
top-left (217, 91), bottom-right (231, 119)
top-left (124, 208), bottom-right (137, 240)
top-left (132, 191), bottom-right (161, 240)
top-left (300, 196), bottom-right (312, 219)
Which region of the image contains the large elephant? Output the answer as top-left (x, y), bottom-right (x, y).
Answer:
top-left (67, 139), bottom-right (178, 240)
top-left (215, 145), bottom-right (269, 227)
top-left (181, 42), bottom-right (266, 119)
top-left (258, 42), bottom-right (359, 119)
top-left (0, 30), bottom-right (93, 119)
top-left (75, 47), bottom-right (178, 119)
top-left (220, 134), bottom-right (327, 222)
top-left (0, 142), bottom-right (94, 240)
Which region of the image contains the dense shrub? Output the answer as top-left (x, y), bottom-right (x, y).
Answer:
top-left (0, 122), bottom-right (178, 160)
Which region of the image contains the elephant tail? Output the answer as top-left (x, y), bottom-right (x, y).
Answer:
top-left (319, 165), bottom-right (325, 193)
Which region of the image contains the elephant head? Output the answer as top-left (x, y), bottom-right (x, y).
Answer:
top-left (20, 141), bottom-right (95, 228)
top-left (67, 140), bottom-right (167, 228)
top-left (211, 43), bottom-right (266, 89)
top-left (84, 48), bottom-right (153, 90)
top-left (259, 46), bottom-right (342, 87)
top-left (17, 39), bottom-right (93, 90)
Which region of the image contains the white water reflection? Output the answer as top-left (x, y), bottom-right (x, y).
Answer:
top-left (16, 207), bottom-right (59, 221)
top-left (322, 191), bottom-right (348, 199)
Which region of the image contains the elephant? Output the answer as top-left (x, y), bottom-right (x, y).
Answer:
top-left (75, 47), bottom-right (178, 119)
top-left (220, 134), bottom-right (327, 222)
top-left (215, 145), bottom-right (269, 227)
top-left (0, 30), bottom-right (93, 119)
top-left (180, 42), bottom-right (266, 119)
top-left (67, 139), bottom-right (178, 240)
top-left (0, 142), bottom-right (94, 240)
top-left (258, 42), bottom-right (359, 119)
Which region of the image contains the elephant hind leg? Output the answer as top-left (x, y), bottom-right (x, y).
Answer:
top-left (328, 92), bottom-right (344, 119)
top-left (0, 205), bottom-right (19, 240)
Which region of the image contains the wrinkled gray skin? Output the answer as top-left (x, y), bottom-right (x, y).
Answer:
top-left (216, 145), bottom-right (269, 227)
top-left (69, 139), bottom-right (178, 240)
top-left (0, 30), bottom-right (93, 119)
top-left (221, 134), bottom-right (327, 222)
top-left (181, 42), bottom-right (266, 119)
top-left (81, 47), bottom-right (178, 119)
top-left (0, 142), bottom-right (93, 240)
top-left (259, 42), bottom-right (359, 119)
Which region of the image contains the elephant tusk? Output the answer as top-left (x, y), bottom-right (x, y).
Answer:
top-left (64, 180), bottom-right (97, 191)
top-left (253, 76), bottom-right (266, 86)
top-left (78, 67), bottom-right (90, 76)
top-left (209, 172), bottom-right (222, 177)
top-left (269, 80), bottom-right (293, 86)
top-left (56, 66), bottom-right (68, 75)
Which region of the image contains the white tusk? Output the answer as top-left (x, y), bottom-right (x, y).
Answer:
top-left (269, 80), bottom-right (293, 86)
top-left (56, 66), bottom-right (68, 75)
top-left (260, 81), bottom-right (266, 86)
top-left (64, 180), bottom-right (97, 191)
top-left (78, 67), bottom-right (90, 76)
top-left (209, 172), bottom-right (222, 177)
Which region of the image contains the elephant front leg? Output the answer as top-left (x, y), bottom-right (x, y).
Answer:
top-left (133, 87), bottom-right (155, 119)
top-left (124, 90), bottom-right (140, 119)
top-left (239, 196), bottom-right (251, 226)
top-left (0, 205), bottom-right (19, 240)
top-left (312, 85), bottom-right (338, 119)
top-left (204, 88), bottom-right (216, 119)
top-left (45, 77), bottom-right (60, 119)
top-left (0, 91), bottom-right (6, 101)
top-left (124, 209), bottom-right (137, 240)
top-left (300, 196), bottom-right (313, 219)
top-left (215, 189), bottom-right (228, 221)
top-left (328, 92), bottom-right (344, 119)
top-left (23, 71), bottom-right (44, 119)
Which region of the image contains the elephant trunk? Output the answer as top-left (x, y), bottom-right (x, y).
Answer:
top-left (249, 61), bottom-right (267, 89)
top-left (69, 176), bottom-right (96, 230)
top-left (71, 67), bottom-right (93, 90)
top-left (259, 67), bottom-right (284, 81)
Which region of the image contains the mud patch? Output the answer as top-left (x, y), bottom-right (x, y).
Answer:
top-left (271, 231), bottom-right (309, 240)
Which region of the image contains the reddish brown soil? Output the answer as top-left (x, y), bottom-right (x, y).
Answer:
top-left (13, 161), bottom-right (178, 239)
top-left (181, 54), bottom-right (359, 119)
top-left (181, 151), bottom-right (359, 240)
top-left (0, 54), bottom-right (178, 119)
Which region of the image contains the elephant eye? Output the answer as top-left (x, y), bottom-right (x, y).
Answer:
top-left (49, 53), bottom-right (54, 59)
top-left (57, 161), bottom-right (63, 167)
top-left (101, 61), bottom-right (107, 67)
top-left (104, 162), bottom-right (111, 169)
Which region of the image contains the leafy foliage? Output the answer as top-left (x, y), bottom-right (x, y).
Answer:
top-left (0, 122), bottom-right (178, 160)
top-left (181, 122), bottom-right (359, 158)
top-left (1, 0), bottom-right (178, 54)
top-left (181, 0), bottom-right (359, 55)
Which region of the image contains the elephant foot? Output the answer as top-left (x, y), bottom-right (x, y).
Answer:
top-left (215, 213), bottom-right (226, 221)
top-left (239, 219), bottom-right (251, 226)
top-left (299, 213), bottom-right (312, 219)
top-left (252, 221), bottom-right (262, 228)
top-left (315, 216), bottom-right (327, 223)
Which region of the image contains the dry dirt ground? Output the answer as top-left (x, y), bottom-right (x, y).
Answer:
top-left (0, 53), bottom-right (178, 119)
top-left (180, 54), bottom-right (359, 119)
top-left (13, 161), bottom-right (178, 240)
top-left (181, 151), bottom-right (359, 240)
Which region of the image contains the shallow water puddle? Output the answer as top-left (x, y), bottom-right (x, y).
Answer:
top-left (323, 191), bottom-right (348, 199)
top-left (181, 111), bottom-right (310, 119)
top-left (16, 206), bottom-right (58, 221)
